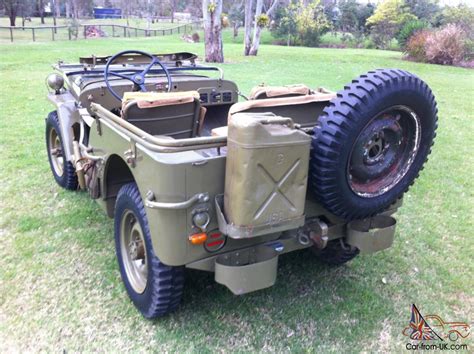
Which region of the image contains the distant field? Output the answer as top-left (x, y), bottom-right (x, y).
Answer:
top-left (0, 16), bottom-right (190, 28)
top-left (0, 16), bottom-right (195, 42)
top-left (0, 36), bottom-right (473, 352)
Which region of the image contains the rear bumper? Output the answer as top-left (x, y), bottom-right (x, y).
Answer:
top-left (186, 214), bottom-right (397, 295)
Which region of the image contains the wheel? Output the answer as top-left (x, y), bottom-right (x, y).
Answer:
top-left (45, 111), bottom-right (78, 190)
top-left (114, 182), bottom-right (184, 318)
top-left (448, 331), bottom-right (459, 341)
top-left (312, 239), bottom-right (360, 266)
top-left (310, 69), bottom-right (437, 219)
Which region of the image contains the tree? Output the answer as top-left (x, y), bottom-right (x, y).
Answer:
top-left (271, 0), bottom-right (331, 47)
top-left (170, 0), bottom-right (178, 23)
top-left (202, 0), bottom-right (224, 63)
top-left (19, 0), bottom-right (35, 26)
top-left (1, 0), bottom-right (20, 26)
top-left (228, 1), bottom-right (244, 39)
top-left (295, 0), bottom-right (331, 47)
top-left (38, 0), bottom-right (45, 24)
top-left (366, 0), bottom-right (417, 48)
top-left (405, 0), bottom-right (440, 24)
top-left (338, 0), bottom-right (373, 34)
top-left (271, 4), bottom-right (298, 45)
top-left (441, 4), bottom-right (474, 39)
top-left (244, 0), bottom-right (280, 56)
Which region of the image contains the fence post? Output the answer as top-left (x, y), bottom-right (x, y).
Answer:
top-left (68, 28), bottom-right (71, 40)
top-left (112, 25), bottom-right (115, 37)
top-left (51, 27), bottom-right (55, 41)
top-left (162, 29), bottom-right (165, 36)
top-left (32, 28), bottom-right (35, 42)
top-left (84, 25), bottom-right (87, 39)
top-left (135, 28), bottom-right (137, 37)
top-left (9, 27), bottom-right (13, 42)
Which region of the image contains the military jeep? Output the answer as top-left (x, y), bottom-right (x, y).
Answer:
top-left (44, 50), bottom-right (437, 318)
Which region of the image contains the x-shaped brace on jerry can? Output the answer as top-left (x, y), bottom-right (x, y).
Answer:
top-left (253, 159), bottom-right (301, 220)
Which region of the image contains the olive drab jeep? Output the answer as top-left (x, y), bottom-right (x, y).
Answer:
top-left (44, 51), bottom-right (437, 318)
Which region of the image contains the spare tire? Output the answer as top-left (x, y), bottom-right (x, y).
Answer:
top-left (310, 69), bottom-right (437, 220)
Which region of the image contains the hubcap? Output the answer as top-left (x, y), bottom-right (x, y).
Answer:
top-left (49, 128), bottom-right (64, 176)
top-left (347, 105), bottom-right (421, 197)
top-left (120, 210), bottom-right (148, 294)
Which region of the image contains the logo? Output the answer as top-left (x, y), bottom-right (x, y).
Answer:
top-left (402, 304), bottom-right (470, 351)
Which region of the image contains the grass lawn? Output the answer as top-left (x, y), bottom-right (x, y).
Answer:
top-left (0, 35), bottom-right (473, 352)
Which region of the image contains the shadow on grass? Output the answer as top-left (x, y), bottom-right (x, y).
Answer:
top-left (142, 248), bottom-right (399, 349)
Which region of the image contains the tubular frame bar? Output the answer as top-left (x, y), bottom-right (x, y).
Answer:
top-left (90, 102), bottom-right (227, 153)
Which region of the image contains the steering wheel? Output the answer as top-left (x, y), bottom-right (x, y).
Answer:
top-left (104, 50), bottom-right (172, 101)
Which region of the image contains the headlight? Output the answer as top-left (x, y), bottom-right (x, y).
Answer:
top-left (46, 73), bottom-right (64, 94)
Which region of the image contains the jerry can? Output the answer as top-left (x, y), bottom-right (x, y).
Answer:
top-left (223, 113), bottom-right (311, 238)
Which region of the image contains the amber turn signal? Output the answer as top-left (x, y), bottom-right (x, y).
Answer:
top-left (188, 232), bottom-right (207, 245)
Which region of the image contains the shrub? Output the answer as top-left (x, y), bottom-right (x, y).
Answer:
top-left (405, 30), bottom-right (430, 62)
top-left (425, 24), bottom-right (467, 65)
top-left (397, 19), bottom-right (429, 48)
top-left (191, 32), bottom-right (200, 43)
top-left (271, 0), bottom-right (331, 47)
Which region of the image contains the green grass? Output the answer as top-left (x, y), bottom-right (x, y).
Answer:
top-left (0, 36), bottom-right (473, 352)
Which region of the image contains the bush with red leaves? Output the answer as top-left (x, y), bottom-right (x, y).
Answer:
top-left (405, 30), bottom-right (430, 62)
top-left (425, 24), bottom-right (467, 65)
top-left (405, 24), bottom-right (468, 66)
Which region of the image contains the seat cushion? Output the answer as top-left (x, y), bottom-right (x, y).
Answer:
top-left (211, 126), bottom-right (228, 137)
top-left (249, 84), bottom-right (310, 100)
top-left (122, 91), bottom-right (200, 111)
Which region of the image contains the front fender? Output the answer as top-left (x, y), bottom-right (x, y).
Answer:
top-left (47, 91), bottom-right (80, 162)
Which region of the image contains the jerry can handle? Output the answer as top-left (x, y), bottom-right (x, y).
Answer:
top-left (257, 116), bottom-right (295, 129)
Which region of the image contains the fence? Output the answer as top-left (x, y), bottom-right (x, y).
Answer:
top-left (0, 21), bottom-right (202, 43)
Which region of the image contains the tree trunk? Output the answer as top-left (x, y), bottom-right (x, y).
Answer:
top-left (52, 0), bottom-right (57, 32)
top-left (243, 0), bottom-right (254, 55)
top-left (249, 0), bottom-right (279, 55)
top-left (55, 0), bottom-right (61, 18)
top-left (202, 0), bottom-right (224, 63)
top-left (171, 0), bottom-right (176, 23)
top-left (233, 23), bottom-right (239, 39)
top-left (248, 0), bottom-right (263, 55)
top-left (9, 12), bottom-right (16, 27)
top-left (39, 0), bottom-right (45, 24)
top-left (249, 26), bottom-right (262, 55)
top-left (66, 0), bottom-right (71, 18)
top-left (72, 0), bottom-right (78, 19)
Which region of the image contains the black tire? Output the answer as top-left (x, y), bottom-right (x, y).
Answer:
top-left (114, 183), bottom-right (184, 318)
top-left (45, 111), bottom-right (78, 190)
top-left (310, 69), bottom-right (437, 220)
top-left (312, 239), bottom-right (360, 266)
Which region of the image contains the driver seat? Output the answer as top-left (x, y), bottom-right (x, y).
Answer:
top-left (121, 91), bottom-right (206, 139)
